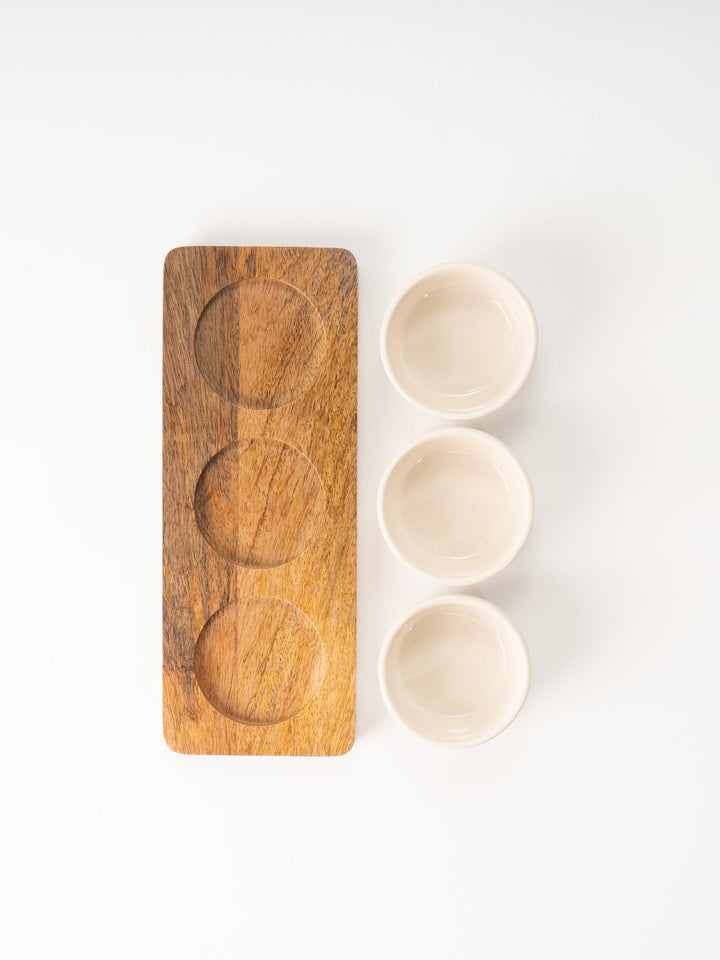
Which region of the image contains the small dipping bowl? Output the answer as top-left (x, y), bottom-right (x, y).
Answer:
top-left (381, 263), bottom-right (537, 418)
top-left (379, 595), bottom-right (530, 747)
top-left (378, 428), bottom-right (533, 585)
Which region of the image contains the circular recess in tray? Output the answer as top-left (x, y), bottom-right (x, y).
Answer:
top-left (194, 438), bottom-right (326, 568)
top-left (195, 596), bottom-right (326, 725)
top-left (194, 277), bottom-right (327, 409)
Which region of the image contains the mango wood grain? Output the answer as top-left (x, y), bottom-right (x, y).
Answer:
top-left (163, 246), bottom-right (357, 755)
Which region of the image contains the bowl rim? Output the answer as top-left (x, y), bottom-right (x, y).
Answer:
top-left (378, 593), bottom-right (531, 748)
top-left (377, 426), bottom-right (534, 586)
top-left (380, 261), bottom-right (538, 419)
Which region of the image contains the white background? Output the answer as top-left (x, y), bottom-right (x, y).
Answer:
top-left (2, 1), bottom-right (719, 957)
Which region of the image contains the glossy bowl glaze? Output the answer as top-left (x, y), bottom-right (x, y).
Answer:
top-left (379, 595), bottom-right (530, 748)
top-left (378, 428), bottom-right (533, 585)
top-left (381, 263), bottom-right (536, 418)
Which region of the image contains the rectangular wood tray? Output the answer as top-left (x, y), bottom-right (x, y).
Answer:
top-left (163, 246), bottom-right (357, 755)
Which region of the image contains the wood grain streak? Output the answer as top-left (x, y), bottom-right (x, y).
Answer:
top-left (163, 246), bottom-right (357, 755)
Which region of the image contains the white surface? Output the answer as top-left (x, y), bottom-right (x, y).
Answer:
top-left (381, 263), bottom-right (537, 418)
top-left (1, 1), bottom-right (719, 958)
top-left (378, 428), bottom-right (533, 583)
top-left (379, 595), bottom-right (530, 747)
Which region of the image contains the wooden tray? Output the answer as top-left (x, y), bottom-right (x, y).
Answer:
top-left (163, 246), bottom-right (357, 755)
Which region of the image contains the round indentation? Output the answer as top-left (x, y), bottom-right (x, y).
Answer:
top-left (195, 596), bottom-right (325, 725)
top-left (194, 438), bottom-right (326, 568)
top-left (194, 277), bottom-right (327, 409)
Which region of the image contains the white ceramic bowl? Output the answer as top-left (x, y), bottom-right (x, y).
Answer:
top-left (378, 428), bottom-right (533, 585)
top-left (381, 263), bottom-right (537, 418)
top-left (379, 595), bottom-right (530, 748)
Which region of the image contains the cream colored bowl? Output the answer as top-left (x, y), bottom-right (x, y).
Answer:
top-left (379, 595), bottom-right (530, 748)
top-left (378, 428), bottom-right (533, 585)
top-left (381, 263), bottom-right (537, 418)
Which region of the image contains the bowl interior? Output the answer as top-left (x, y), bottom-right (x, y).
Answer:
top-left (380, 429), bottom-right (532, 584)
top-left (381, 598), bottom-right (529, 747)
top-left (383, 264), bottom-right (536, 417)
